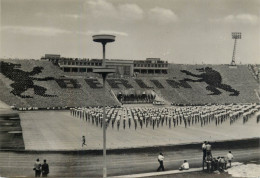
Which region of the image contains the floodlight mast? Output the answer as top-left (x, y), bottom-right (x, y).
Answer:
top-left (231, 32), bottom-right (242, 66)
top-left (92, 34), bottom-right (116, 178)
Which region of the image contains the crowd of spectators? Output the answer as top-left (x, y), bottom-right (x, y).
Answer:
top-left (161, 64), bottom-right (259, 105)
top-left (248, 64), bottom-right (260, 82)
top-left (107, 79), bottom-right (133, 89)
top-left (150, 80), bottom-right (164, 88)
top-left (0, 60), bottom-right (119, 108)
top-left (0, 60), bottom-right (259, 109)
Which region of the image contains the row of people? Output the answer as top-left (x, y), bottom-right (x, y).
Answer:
top-left (202, 141), bottom-right (234, 173)
top-left (34, 159), bottom-right (49, 177)
top-left (70, 104), bottom-right (260, 130)
top-left (205, 152), bottom-right (234, 172)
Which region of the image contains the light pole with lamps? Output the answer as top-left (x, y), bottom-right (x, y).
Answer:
top-left (92, 34), bottom-right (116, 178)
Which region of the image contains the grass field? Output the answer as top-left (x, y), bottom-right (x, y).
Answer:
top-left (19, 109), bottom-right (260, 151)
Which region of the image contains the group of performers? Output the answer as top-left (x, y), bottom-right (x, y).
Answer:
top-left (70, 103), bottom-right (260, 130)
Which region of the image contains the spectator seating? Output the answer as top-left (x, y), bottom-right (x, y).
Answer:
top-left (107, 79), bottom-right (134, 89)
top-left (0, 59), bottom-right (120, 108)
top-left (0, 60), bottom-right (259, 108)
top-left (248, 64), bottom-right (260, 82)
top-left (150, 80), bottom-right (164, 88)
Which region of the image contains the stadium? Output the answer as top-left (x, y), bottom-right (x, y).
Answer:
top-left (1, 0), bottom-right (260, 177)
top-left (1, 51), bottom-right (260, 177)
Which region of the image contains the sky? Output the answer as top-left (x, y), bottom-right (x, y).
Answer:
top-left (0, 0), bottom-right (259, 64)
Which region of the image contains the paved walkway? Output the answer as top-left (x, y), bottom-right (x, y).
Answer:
top-left (110, 168), bottom-right (201, 178)
top-left (0, 148), bottom-right (259, 177)
top-left (110, 162), bottom-right (245, 178)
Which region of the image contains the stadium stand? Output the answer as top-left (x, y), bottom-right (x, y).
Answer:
top-left (0, 60), bottom-right (120, 108)
top-left (0, 60), bottom-right (259, 108)
top-left (248, 64), bottom-right (260, 82)
top-left (150, 80), bottom-right (164, 89)
top-left (164, 64), bottom-right (259, 105)
top-left (107, 79), bottom-right (134, 89)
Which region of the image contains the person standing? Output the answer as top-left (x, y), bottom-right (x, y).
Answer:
top-left (227, 151), bottom-right (234, 168)
top-left (82, 136), bottom-right (87, 147)
top-left (41, 160), bottom-right (49, 177)
top-left (202, 141), bottom-right (207, 170)
top-left (34, 158), bottom-right (41, 177)
top-left (157, 153), bottom-right (165, 172)
top-left (206, 141), bottom-right (212, 156)
top-left (202, 141), bottom-right (207, 160)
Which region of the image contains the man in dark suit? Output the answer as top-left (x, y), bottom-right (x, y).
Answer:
top-left (41, 160), bottom-right (49, 177)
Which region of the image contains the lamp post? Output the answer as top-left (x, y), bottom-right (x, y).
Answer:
top-left (92, 34), bottom-right (115, 178)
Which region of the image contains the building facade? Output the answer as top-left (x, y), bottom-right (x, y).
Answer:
top-left (133, 58), bottom-right (168, 74)
top-left (42, 54), bottom-right (168, 76)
